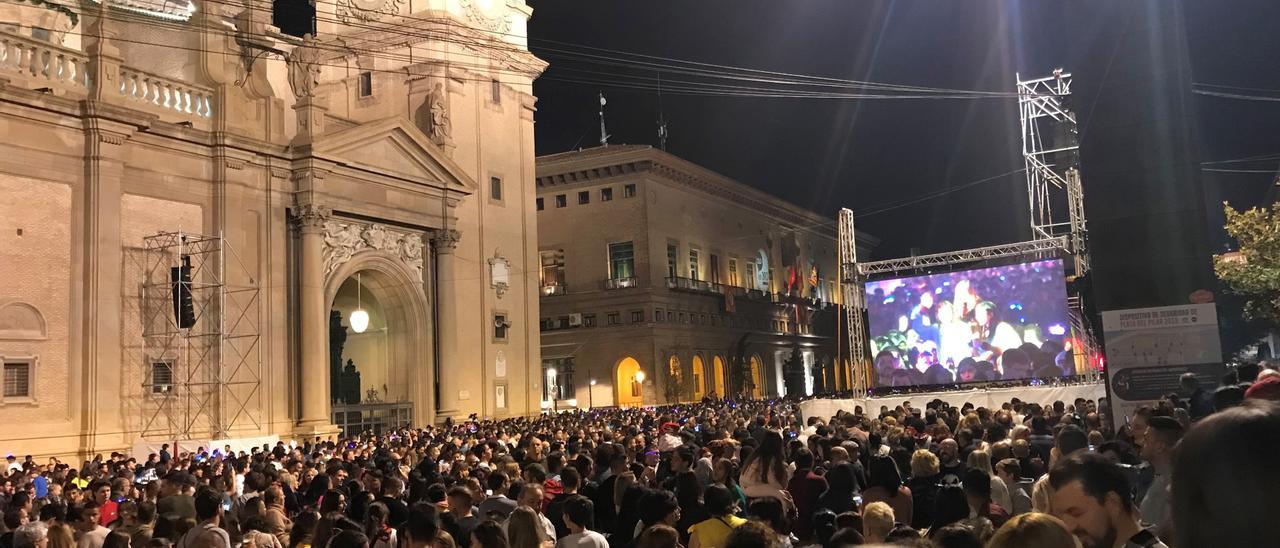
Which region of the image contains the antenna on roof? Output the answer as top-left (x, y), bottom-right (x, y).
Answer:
top-left (598, 92), bottom-right (610, 147)
top-left (656, 71), bottom-right (668, 151)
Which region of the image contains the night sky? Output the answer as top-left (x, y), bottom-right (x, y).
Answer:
top-left (527, 0), bottom-right (1280, 259)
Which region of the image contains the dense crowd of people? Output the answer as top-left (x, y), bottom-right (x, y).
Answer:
top-left (2, 363), bottom-right (1278, 548)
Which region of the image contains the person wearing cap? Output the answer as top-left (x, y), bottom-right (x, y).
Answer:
top-left (6, 456), bottom-right (19, 475)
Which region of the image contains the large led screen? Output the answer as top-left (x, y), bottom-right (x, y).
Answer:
top-left (865, 259), bottom-right (1072, 388)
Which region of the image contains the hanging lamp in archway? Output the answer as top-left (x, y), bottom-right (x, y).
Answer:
top-left (350, 272), bottom-right (370, 333)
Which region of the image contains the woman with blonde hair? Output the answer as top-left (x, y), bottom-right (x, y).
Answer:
top-left (965, 450), bottom-right (1012, 513)
top-left (506, 507), bottom-right (553, 548)
top-left (47, 524), bottom-right (76, 548)
top-left (987, 513), bottom-right (1076, 548)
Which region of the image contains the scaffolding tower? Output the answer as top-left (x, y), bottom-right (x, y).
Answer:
top-left (139, 231), bottom-right (262, 442)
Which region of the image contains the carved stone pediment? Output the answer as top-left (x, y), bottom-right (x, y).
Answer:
top-left (323, 219), bottom-right (425, 282)
top-left (309, 117), bottom-right (476, 193)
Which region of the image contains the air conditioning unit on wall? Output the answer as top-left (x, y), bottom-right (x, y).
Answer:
top-left (568, 313), bottom-right (583, 326)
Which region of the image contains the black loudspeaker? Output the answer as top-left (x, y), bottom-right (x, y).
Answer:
top-left (171, 255), bottom-right (195, 329)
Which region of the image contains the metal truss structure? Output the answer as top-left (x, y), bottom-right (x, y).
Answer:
top-left (836, 69), bottom-right (1101, 392)
top-left (139, 231), bottom-right (262, 441)
top-left (857, 237), bottom-right (1068, 277)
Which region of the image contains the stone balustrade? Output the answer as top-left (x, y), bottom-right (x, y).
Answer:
top-left (117, 66), bottom-right (214, 120)
top-left (0, 32), bottom-right (91, 92)
top-left (1, 30), bottom-right (215, 125)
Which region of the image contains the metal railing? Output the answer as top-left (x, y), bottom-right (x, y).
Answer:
top-left (331, 401), bottom-right (413, 436)
top-left (665, 276), bottom-right (724, 294)
top-left (603, 277), bottom-right (637, 290)
top-left (540, 284), bottom-right (566, 296)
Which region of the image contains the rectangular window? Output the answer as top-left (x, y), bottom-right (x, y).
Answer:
top-left (747, 261), bottom-right (758, 290)
top-left (490, 176), bottom-right (503, 202)
top-left (729, 259), bottom-right (739, 287)
top-left (679, 312), bottom-right (686, 323)
top-left (150, 361), bottom-right (174, 394)
top-left (493, 313), bottom-right (509, 341)
top-left (655, 309), bottom-right (664, 322)
top-left (491, 79), bottom-right (501, 103)
top-left (600, 188), bottom-right (613, 201)
top-left (358, 72), bottom-right (373, 98)
top-left (667, 244), bottom-right (678, 279)
top-left (555, 194), bottom-right (567, 208)
top-left (608, 241), bottom-right (635, 280)
top-left (583, 314), bottom-right (596, 327)
top-left (631, 310), bottom-right (644, 323)
top-left (688, 249), bottom-right (700, 280)
top-left (578, 191), bottom-right (590, 205)
top-left (607, 312), bottom-right (621, 325)
top-left (540, 249), bottom-right (565, 294)
top-left (536, 197), bottom-right (544, 211)
top-left (3, 360), bottom-right (30, 398)
top-left (623, 184), bottom-right (637, 198)
top-left (709, 254), bottom-right (720, 284)
top-left (543, 358), bottom-right (574, 401)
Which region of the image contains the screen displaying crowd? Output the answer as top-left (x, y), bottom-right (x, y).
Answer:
top-left (865, 260), bottom-right (1072, 388)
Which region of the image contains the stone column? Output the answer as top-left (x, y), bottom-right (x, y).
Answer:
top-left (292, 204), bottom-right (335, 434)
top-left (432, 229), bottom-right (461, 419)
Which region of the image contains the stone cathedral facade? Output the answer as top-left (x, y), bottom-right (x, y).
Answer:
top-left (0, 0), bottom-right (546, 456)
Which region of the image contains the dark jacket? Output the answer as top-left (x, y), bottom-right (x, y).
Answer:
top-left (786, 469), bottom-right (829, 541)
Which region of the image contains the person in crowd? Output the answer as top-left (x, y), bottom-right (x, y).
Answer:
top-left (860, 456), bottom-right (911, 526)
top-left (1137, 416), bottom-right (1181, 540)
top-left (738, 433), bottom-right (790, 505)
top-left (687, 486), bottom-right (744, 548)
top-left (710, 461), bottom-right (746, 514)
top-left (744, 499), bottom-right (790, 548)
top-left (905, 449), bottom-right (939, 530)
top-left (556, 496), bottom-right (607, 548)
top-left (1172, 400), bottom-right (1280, 548)
top-left (1049, 452), bottom-right (1167, 548)
top-left (722, 521), bottom-right (776, 548)
top-left (72, 503), bottom-right (110, 548)
top-left (634, 525), bottom-right (681, 548)
top-left (927, 523), bottom-right (982, 548)
top-left (505, 507), bottom-right (551, 548)
top-left (986, 512), bottom-right (1076, 548)
top-left (813, 464), bottom-right (856, 516)
top-left (1031, 424), bottom-right (1088, 514)
top-left (993, 459), bottom-right (1031, 516)
top-left (960, 470), bottom-right (1008, 529)
top-left (964, 450), bottom-right (1011, 513)
top-left (470, 521), bottom-right (508, 548)
top-left (860, 502), bottom-right (894, 545)
top-left (12, 522), bottom-right (47, 548)
top-left (781, 450), bottom-right (824, 543)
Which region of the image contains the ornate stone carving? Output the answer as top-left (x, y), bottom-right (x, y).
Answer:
top-left (290, 204), bottom-right (331, 230)
top-left (337, 0), bottom-right (405, 23)
top-left (322, 218), bottom-right (426, 282)
top-left (459, 0), bottom-right (511, 33)
top-left (488, 253), bottom-right (510, 297)
top-left (431, 229), bottom-right (461, 253)
top-left (425, 82), bottom-right (451, 145)
top-left (286, 34), bottom-right (323, 99)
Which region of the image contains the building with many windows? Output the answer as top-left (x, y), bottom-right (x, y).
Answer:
top-left (535, 146), bottom-right (876, 408)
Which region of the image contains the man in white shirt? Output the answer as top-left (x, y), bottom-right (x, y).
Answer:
top-left (556, 495), bottom-right (608, 548)
top-left (73, 503), bottom-right (109, 548)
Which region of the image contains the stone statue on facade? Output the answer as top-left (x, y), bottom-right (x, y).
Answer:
top-left (426, 82), bottom-right (451, 144)
top-left (286, 34), bottom-right (324, 99)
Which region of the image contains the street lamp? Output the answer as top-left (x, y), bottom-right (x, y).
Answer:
top-left (588, 378), bottom-right (597, 408)
top-left (634, 370), bottom-right (646, 383)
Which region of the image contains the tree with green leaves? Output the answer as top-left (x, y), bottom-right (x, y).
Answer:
top-left (1216, 202), bottom-right (1280, 327)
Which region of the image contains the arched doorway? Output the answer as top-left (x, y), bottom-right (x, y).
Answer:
top-left (690, 355), bottom-right (706, 401)
top-left (325, 251), bottom-right (432, 429)
top-left (749, 355), bottom-right (765, 398)
top-left (712, 356), bottom-right (727, 397)
top-left (667, 356), bottom-right (683, 403)
top-left (616, 357), bottom-right (644, 407)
